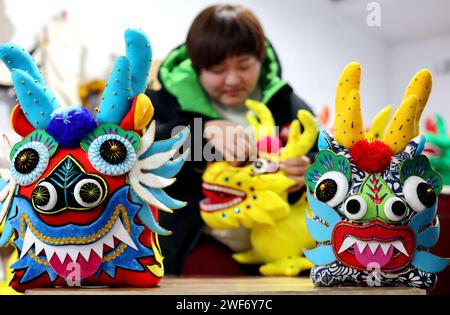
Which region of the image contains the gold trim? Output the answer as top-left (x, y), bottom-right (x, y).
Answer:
top-left (22, 204), bottom-right (132, 266)
top-left (21, 206), bottom-right (121, 245)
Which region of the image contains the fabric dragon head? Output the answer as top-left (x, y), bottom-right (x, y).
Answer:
top-left (423, 114), bottom-right (450, 187)
top-left (0, 29), bottom-right (189, 292)
top-left (200, 100), bottom-right (318, 276)
top-left (304, 62), bottom-right (449, 288)
top-left (200, 100), bottom-right (317, 230)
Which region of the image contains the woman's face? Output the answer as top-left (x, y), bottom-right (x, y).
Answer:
top-left (199, 54), bottom-right (262, 108)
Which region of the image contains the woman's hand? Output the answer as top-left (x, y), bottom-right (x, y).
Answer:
top-left (279, 156), bottom-right (310, 192)
top-left (204, 120), bottom-right (254, 164)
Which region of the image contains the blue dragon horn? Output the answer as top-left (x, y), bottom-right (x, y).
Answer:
top-left (97, 29), bottom-right (152, 125)
top-left (0, 44), bottom-right (58, 129)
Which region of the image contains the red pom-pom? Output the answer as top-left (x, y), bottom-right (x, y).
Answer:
top-left (349, 139), bottom-right (392, 173)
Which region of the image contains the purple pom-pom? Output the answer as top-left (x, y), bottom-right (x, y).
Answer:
top-left (46, 105), bottom-right (97, 148)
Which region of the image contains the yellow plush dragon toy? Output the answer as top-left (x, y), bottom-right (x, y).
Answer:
top-left (200, 100), bottom-right (318, 276)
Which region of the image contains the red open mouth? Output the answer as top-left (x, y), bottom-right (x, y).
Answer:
top-left (199, 183), bottom-right (246, 212)
top-left (332, 220), bottom-right (415, 272)
top-left (423, 143), bottom-right (442, 157)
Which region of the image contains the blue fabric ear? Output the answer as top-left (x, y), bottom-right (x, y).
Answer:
top-left (306, 189), bottom-right (341, 229)
top-left (412, 251), bottom-right (450, 273)
top-left (140, 127), bottom-right (190, 159)
top-left (130, 189), bottom-right (172, 235)
top-left (409, 205), bottom-right (437, 236)
top-left (417, 225), bottom-right (440, 248)
top-left (304, 245), bottom-right (336, 266)
top-left (306, 215), bottom-right (332, 242)
top-left (148, 150), bottom-right (190, 179)
top-left (318, 129), bottom-right (334, 151)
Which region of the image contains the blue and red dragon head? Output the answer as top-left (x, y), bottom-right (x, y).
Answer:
top-left (0, 29), bottom-right (189, 292)
top-left (304, 62), bottom-right (449, 288)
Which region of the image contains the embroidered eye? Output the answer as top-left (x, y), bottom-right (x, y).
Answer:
top-left (343, 195), bottom-right (367, 220)
top-left (252, 158), bottom-right (278, 174)
top-left (100, 139), bottom-right (127, 164)
top-left (88, 134), bottom-right (136, 176)
top-left (32, 182), bottom-right (58, 212)
top-left (403, 176), bottom-right (437, 212)
top-left (314, 171), bottom-right (349, 207)
top-left (384, 197), bottom-right (408, 221)
top-left (252, 158), bottom-right (268, 174)
top-left (11, 142), bottom-right (50, 186)
top-left (74, 178), bottom-right (104, 208)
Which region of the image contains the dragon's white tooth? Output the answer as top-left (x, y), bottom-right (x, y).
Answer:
top-left (392, 240), bottom-right (409, 257)
top-left (103, 233), bottom-right (115, 248)
top-left (380, 243), bottom-right (392, 255)
top-left (368, 241), bottom-right (379, 254)
top-left (114, 219), bottom-right (138, 250)
top-left (34, 240), bottom-right (45, 255)
top-left (67, 247), bottom-right (80, 262)
top-left (44, 246), bottom-right (56, 261)
top-left (79, 247), bottom-right (92, 261)
top-left (355, 240), bottom-right (368, 253)
top-left (338, 236), bottom-right (357, 254)
top-left (20, 228), bottom-right (36, 259)
top-left (54, 247), bottom-right (68, 263)
top-left (91, 241), bottom-right (104, 258)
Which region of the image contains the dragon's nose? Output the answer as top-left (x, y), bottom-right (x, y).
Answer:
top-left (31, 155), bottom-right (108, 214)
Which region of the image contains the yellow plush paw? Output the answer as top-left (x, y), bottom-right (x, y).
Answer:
top-left (259, 256), bottom-right (314, 277)
top-left (232, 251), bottom-right (264, 265)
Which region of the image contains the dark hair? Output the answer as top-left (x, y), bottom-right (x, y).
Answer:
top-left (186, 4), bottom-right (266, 73)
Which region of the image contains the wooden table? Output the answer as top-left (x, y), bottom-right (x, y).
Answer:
top-left (25, 277), bottom-right (426, 295)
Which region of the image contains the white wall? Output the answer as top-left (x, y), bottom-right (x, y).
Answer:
top-left (2, 0), bottom-right (389, 122)
top-left (388, 33), bottom-right (450, 128)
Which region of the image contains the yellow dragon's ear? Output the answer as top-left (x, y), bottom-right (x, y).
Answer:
top-left (383, 70), bottom-right (432, 154)
top-left (366, 104), bottom-right (393, 140)
top-left (334, 62), bottom-right (366, 148)
top-left (245, 99), bottom-right (276, 141)
top-left (281, 110), bottom-right (318, 160)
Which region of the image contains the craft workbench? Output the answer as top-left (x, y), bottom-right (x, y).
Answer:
top-left (25, 277), bottom-right (426, 295)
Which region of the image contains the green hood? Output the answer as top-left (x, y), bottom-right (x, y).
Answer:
top-left (159, 42), bottom-right (288, 119)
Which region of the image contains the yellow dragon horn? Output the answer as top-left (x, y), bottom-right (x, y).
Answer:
top-left (383, 70), bottom-right (432, 154)
top-left (245, 99), bottom-right (276, 141)
top-left (366, 104), bottom-right (393, 140)
top-left (334, 62), bottom-right (365, 148)
top-left (281, 110), bottom-right (318, 160)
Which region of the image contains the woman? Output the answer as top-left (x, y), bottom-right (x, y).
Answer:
top-left (148, 4), bottom-right (316, 275)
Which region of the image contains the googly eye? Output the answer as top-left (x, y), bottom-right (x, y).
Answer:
top-left (252, 158), bottom-right (269, 174)
top-left (88, 134), bottom-right (136, 176)
top-left (314, 171), bottom-right (349, 207)
top-left (343, 195), bottom-right (367, 220)
top-left (384, 197), bottom-right (408, 221)
top-left (11, 142), bottom-right (49, 186)
top-left (74, 178), bottom-right (104, 208)
top-left (403, 176), bottom-right (437, 212)
top-left (32, 182), bottom-right (58, 212)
